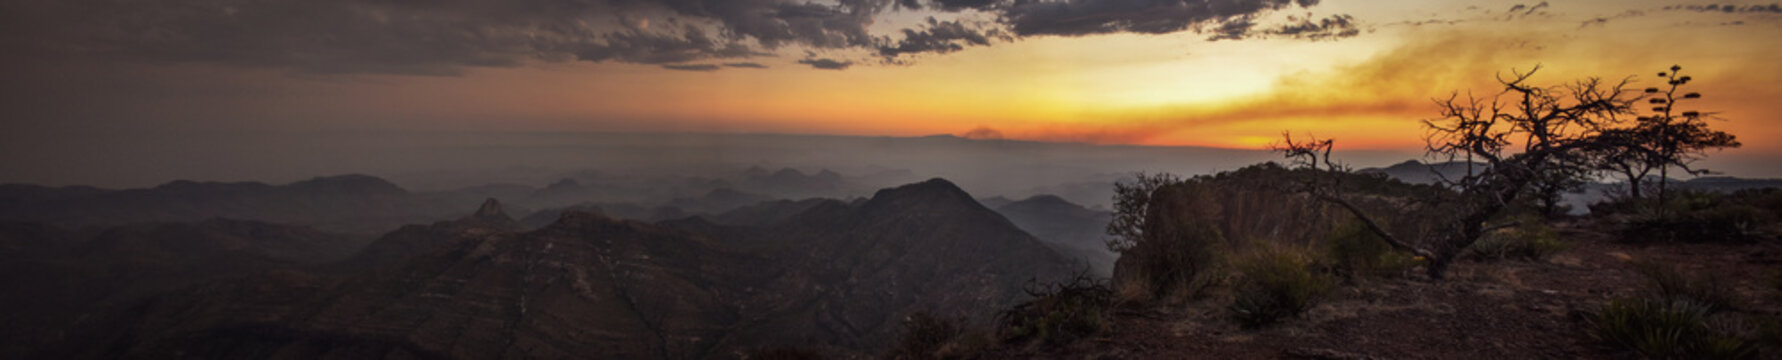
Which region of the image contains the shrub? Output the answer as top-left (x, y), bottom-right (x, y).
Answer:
top-left (1114, 218), bottom-right (1225, 303)
top-left (749, 346), bottom-right (826, 360)
top-left (889, 312), bottom-right (962, 360)
top-left (1622, 206), bottom-right (1772, 244)
top-left (1229, 246), bottom-right (1333, 328)
top-left (1770, 271), bottom-right (1782, 298)
top-left (1634, 261), bottom-right (1741, 312)
top-left (999, 274), bottom-right (1115, 347)
top-left (1325, 220), bottom-right (1416, 278)
top-left (1606, 189), bottom-right (1778, 244)
top-left (1588, 297), bottom-right (1759, 359)
top-left (1468, 220), bottom-right (1568, 261)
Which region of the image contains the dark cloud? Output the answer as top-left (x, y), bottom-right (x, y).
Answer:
top-left (1502, 2), bottom-right (1549, 20)
top-left (931, 0), bottom-right (1000, 11)
top-left (661, 64), bottom-right (722, 71)
top-left (571, 26), bottom-right (767, 65)
top-left (1583, 4), bottom-right (1780, 28)
top-left (1263, 14), bottom-right (1359, 40)
top-left (1205, 17), bottom-right (1260, 41)
top-left (998, 0), bottom-right (1325, 37)
top-left (798, 58), bottom-right (854, 70)
top-left (1668, 4), bottom-right (1782, 13)
top-left (723, 62), bottom-right (770, 68)
top-left (2, 0), bottom-right (886, 74)
top-left (877, 18), bottom-right (1000, 58)
top-left (1, 0), bottom-right (1353, 75)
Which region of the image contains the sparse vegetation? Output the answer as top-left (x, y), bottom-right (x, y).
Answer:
top-left (1634, 261), bottom-right (1742, 312)
top-left (1601, 65), bottom-right (1741, 206)
top-left (999, 274), bottom-right (1115, 347)
top-left (1770, 271), bottom-right (1782, 298)
top-left (1599, 189), bottom-right (1779, 244)
top-left (1051, 64), bottom-right (1770, 356)
top-left (1325, 220), bottom-right (1419, 278)
top-left (1106, 172), bottom-right (1183, 253)
top-left (1467, 216), bottom-right (1568, 261)
top-left (1229, 245), bottom-right (1334, 328)
top-left (1270, 65), bottom-right (1743, 279)
top-left (750, 346), bottom-right (827, 360)
top-left (1588, 297), bottom-right (1759, 359)
top-left (1110, 180), bottom-right (1227, 303)
top-left (888, 312), bottom-right (963, 360)
top-left (1588, 259), bottom-right (1771, 359)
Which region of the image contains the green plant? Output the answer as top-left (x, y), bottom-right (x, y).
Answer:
top-left (1769, 271), bottom-right (1782, 297)
top-left (889, 312), bottom-right (961, 360)
top-left (1107, 172), bottom-right (1183, 253)
top-left (1229, 246), bottom-right (1333, 328)
top-left (1634, 261), bottom-right (1741, 312)
top-left (1612, 189), bottom-right (1778, 244)
top-left (1326, 220), bottom-right (1414, 277)
top-left (1588, 297), bottom-right (1759, 359)
top-left (999, 274), bottom-right (1114, 347)
top-left (1114, 211), bottom-right (1225, 303)
top-left (749, 346), bottom-right (826, 360)
top-left (1468, 220), bottom-right (1568, 261)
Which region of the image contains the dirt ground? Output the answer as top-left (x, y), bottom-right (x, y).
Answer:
top-left (985, 221), bottom-right (1782, 359)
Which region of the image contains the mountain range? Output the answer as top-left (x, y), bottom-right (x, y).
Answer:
top-left (2, 178), bottom-right (1077, 359)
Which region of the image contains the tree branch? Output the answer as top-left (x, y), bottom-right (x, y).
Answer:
top-left (1313, 192), bottom-right (1433, 258)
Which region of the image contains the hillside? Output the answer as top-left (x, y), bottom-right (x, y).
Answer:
top-left (0, 219), bottom-right (368, 357)
top-left (17, 179), bottom-right (1076, 359)
top-left (967, 164), bottom-right (1782, 359)
top-left (993, 195), bottom-right (1117, 276)
top-left (984, 222), bottom-right (1782, 358)
top-left (0, 175), bottom-right (473, 234)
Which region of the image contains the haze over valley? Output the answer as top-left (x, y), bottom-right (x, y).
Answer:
top-left (5, 0), bottom-right (1782, 358)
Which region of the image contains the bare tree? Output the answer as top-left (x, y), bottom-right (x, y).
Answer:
top-left (1624, 65), bottom-right (1741, 205)
top-left (1279, 66), bottom-right (1642, 279)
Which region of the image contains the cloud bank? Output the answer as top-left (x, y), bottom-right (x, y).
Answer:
top-left (0, 0), bottom-right (1358, 74)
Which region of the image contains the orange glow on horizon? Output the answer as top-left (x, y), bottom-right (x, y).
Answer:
top-left (250, 0), bottom-right (1782, 158)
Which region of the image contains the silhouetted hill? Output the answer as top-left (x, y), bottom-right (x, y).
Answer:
top-left (0, 175), bottom-right (463, 234)
top-left (517, 202), bottom-right (687, 228)
top-left (995, 195), bottom-right (1118, 276)
top-left (665, 187), bottom-right (775, 215)
top-left (709, 178), bottom-right (1077, 353)
top-left (1680, 176), bottom-right (1782, 192)
top-left (31, 179), bottom-right (1075, 358)
top-left (741, 167), bottom-right (849, 199)
top-left (1359, 160), bottom-right (1486, 185)
top-left (978, 195), bottom-right (1016, 209)
top-left (0, 219), bottom-right (365, 357)
top-left (705, 198), bottom-right (837, 227)
top-left (342, 198), bottom-right (521, 274)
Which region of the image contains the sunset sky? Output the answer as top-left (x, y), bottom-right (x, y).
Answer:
top-left (3, 0), bottom-right (1781, 185)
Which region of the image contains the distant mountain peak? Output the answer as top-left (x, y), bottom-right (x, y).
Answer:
top-left (770, 168), bottom-right (805, 178)
top-left (544, 178), bottom-right (581, 191)
top-left (285, 174), bottom-right (407, 195)
top-left (454, 198), bottom-right (519, 231)
top-left (1017, 194), bottom-right (1072, 205)
top-left (474, 198), bottom-right (506, 219)
top-left (704, 187), bottom-right (748, 198)
top-left (866, 178), bottom-right (977, 209)
top-left (546, 209), bottom-right (628, 230)
top-left (1389, 159), bottom-right (1424, 168)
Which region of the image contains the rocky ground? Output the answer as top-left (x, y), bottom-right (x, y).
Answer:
top-left (985, 221), bottom-right (1782, 359)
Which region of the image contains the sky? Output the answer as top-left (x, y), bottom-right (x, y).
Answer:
top-left (2, 0), bottom-right (1781, 186)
